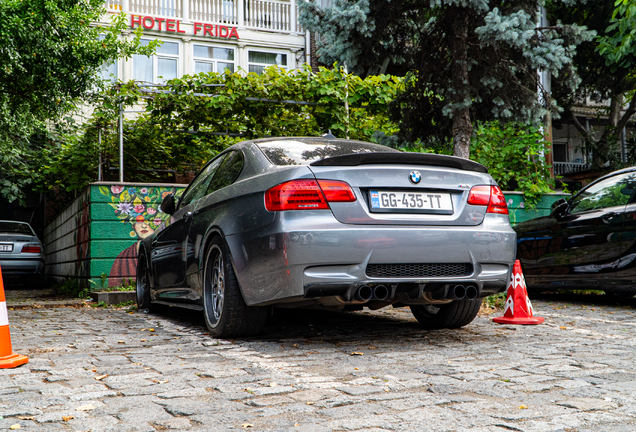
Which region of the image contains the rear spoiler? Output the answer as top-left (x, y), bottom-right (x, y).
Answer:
top-left (310, 152), bottom-right (488, 173)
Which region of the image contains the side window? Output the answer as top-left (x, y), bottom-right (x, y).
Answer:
top-left (569, 172), bottom-right (636, 214)
top-left (179, 155), bottom-right (226, 208)
top-left (206, 151), bottom-right (244, 195)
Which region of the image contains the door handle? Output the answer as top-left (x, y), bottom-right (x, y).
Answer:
top-left (602, 212), bottom-right (619, 220)
top-left (183, 211), bottom-right (193, 222)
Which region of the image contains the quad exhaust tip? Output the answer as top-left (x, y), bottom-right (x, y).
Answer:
top-left (355, 285), bottom-right (390, 302)
top-left (355, 285), bottom-right (373, 302)
top-left (373, 285), bottom-right (389, 301)
top-left (453, 285), bottom-right (466, 300)
top-left (452, 284), bottom-right (479, 300)
top-left (465, 285), bottom-right (479, 300)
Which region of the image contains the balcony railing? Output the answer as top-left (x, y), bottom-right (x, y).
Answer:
top-left (106, 0), bottom-right (300, 33)
top-left (554, 162), bottom-right (590, 176)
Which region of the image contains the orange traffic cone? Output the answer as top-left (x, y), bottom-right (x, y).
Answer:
top-left (0, 265), bottom-right (28, 368)
top-left (493, 260), bottom-right (544, 325)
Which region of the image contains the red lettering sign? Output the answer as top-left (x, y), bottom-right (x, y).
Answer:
top-left (131, 15), bottom-right (142, 28)
top-left (130, 15), bottom-right (239, 39)
top-left (142, 16), bottom-right (154, 29)
top-left (155, 17), bottom-right (165, 31)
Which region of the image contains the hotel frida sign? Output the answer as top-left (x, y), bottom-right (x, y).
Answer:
top-left (131, 15), bottom-right (240, 39)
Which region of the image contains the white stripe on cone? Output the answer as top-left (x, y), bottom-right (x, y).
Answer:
top-left (0, 302), bottom-right (8, 327)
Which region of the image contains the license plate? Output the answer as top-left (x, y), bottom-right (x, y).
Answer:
top-left (0, 244), bottom-right (13, 252)
top-left (369, 190), bottom-right (453, 213)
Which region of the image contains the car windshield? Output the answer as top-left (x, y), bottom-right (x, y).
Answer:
top-left (0, 222), bottom-right (33, 235)
top-left (256, 139), bottom-right (398, 166)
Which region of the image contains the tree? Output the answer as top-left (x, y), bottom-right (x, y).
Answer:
top-left (299, 0), bottom-right (593, 159)
top-left (40, 66), bottom-right (403, 204)
top-left (0, 0), bottom-right (154, 204)
top-left (549, 0), bottom-right (636, 169)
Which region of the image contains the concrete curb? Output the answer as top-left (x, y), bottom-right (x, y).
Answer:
top-left (6, 299), bottom-right (89, 309)
top-left (89, 291), bottom-right (136, 305)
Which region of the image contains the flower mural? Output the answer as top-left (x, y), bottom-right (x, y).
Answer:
top-left (99, 185), bottom-right (184, 287)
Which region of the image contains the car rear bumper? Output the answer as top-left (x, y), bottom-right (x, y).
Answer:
top-left (226, 211), bottom-right (516, 306)
top-left (0, 258), bottom-right (44, 279)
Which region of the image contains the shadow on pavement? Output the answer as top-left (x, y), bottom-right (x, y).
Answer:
top-left (148, 304), bottom-right (489, 347)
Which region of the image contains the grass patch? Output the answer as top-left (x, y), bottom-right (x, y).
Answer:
top-left (54, 279), bottom-right (90, 299)
top-left (484, 292), bottom-right (506, 309)
top-left (565, 289), bottom-right (605, 295)
top-left (89, 274), bottom-right (135, 292)
top-left (53, 275), bottom-right (136, 300)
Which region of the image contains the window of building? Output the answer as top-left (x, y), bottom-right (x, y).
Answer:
top-left (98, 35), bottom-right (118, 83)
top-left (98, 60), bottom-right (118, 83)
top-left (553, 143), bottom-right (567, 162)
top-left (133, 39), bottom-right (180, 84)
top-left (248, 51), bottom-right (288, 75)
top-left (193, 45), bottom-right (235, 74)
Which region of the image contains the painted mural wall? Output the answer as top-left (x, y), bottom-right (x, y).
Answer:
top-left (44, 182), bottom-right (186, 288)
top-left (503, 192), bottom-right (571, 226)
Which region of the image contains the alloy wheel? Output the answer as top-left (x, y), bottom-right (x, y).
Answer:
top-left (205, 246), bottom-right (225, 325)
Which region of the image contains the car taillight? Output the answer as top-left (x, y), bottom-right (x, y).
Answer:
top-left (265, 179), bottom-right (356, 211)
top-left (467, 185), bottom-right (509, 215)
top-left (316, 180), bottom-right (357, 202)
top-left (21, 245), bottom-right (41, 253)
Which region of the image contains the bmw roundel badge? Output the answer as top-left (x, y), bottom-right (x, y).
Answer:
top-left (409, 170), bottom-right (422, 184)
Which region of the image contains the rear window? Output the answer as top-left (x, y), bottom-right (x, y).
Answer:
top-left (0, 222), bottom-right (34, 235)
top-left (256, 139), bottom-right (398, 166)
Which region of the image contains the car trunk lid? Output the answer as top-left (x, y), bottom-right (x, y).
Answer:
top-left (0, 234), bottom-right (37, 256)
top-left (308, 154), bottom-right (494, 226)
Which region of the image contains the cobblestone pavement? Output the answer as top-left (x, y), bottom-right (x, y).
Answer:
top-left (2, 292), bottom-right (636, 431)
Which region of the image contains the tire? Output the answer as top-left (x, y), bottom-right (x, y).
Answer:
top-left (203, 237), bottom-right (269, 338)
top-left (410, 298), bottom-right (482, 329)
top-left (136, 253), bottom-right (152, 310)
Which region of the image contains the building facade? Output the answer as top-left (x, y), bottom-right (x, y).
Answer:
top-left (100, 0), bottom-right (310, 83)
top-left (552, 99), bottom-right (635, 179)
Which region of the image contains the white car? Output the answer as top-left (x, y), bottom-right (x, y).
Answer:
top-left (0, 220), bottom-right (44, 288)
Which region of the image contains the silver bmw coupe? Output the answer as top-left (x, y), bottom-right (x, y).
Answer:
top-left (137, 137), bottom-right (516, 337)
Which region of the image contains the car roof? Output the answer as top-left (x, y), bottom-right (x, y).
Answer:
top-left (247, 136), bottom-right (395, 146)
top-left (578, 166), bottom-right (636, 191)
top-left (0, 220), bottom-right (30, 225)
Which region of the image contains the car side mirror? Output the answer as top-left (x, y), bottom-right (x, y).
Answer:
top-left (550, 198), bottom-right (568, 218)
top-left (161, 194), bottom-right (176, 215)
